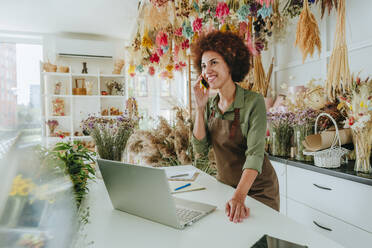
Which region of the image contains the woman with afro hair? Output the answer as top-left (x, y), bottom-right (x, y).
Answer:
top-left (191, 31), bottom-right (279, 223)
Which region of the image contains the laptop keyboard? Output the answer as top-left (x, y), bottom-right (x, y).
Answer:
top-left (176, 208), bottom-right (203, 223)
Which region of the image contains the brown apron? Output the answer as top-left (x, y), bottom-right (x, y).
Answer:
top-left (208, 108), bottom-right (280, 211)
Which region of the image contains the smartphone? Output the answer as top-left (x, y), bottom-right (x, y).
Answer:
top-left (200, 76), bottom-right (209, 89)
top-left (251, 234), bottom-right (308, 248)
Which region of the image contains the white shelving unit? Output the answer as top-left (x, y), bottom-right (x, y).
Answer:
top-left (40, 63), bottom-right (127, 147)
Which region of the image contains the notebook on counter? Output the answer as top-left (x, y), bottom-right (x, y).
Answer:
top-left (168, 181), bottom-right (206, 194)
top-left (166, 169), bottom-right (199, 181)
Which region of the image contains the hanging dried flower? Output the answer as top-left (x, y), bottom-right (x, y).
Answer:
top-left (256, 0), bottom-right (274, 7)
top-left (141, 31), bottom-right (153, 49)
top-left (215, 2), bottom-right (230, 24)
top-left (166, 64), bottom-right (174, 72)
top-left (181, 39), bottom-right (190, 50)
top-left (156, 31), bottom-right (168, 47)
top-left (157, 47), bottom-right (164, 57)
top-left (316, 0), bottom-right (338, 18)
top-left (251, 54), bottom-right (266, 95)
top-left (150, 53), bottom-right (160, 63)
top-left (257, 4), bottom-right (273, 19)
top-left (148, 66), bottom-right (156, 76)
top-left (174, 27), bottom-right (183, 37)
top-left (182, 20), bottom-right (194, 39)
top-left (237, 4), bottom-right (250, 21)
top-left (136, 65), bottom-right (144, 73)
top-left (193, 17), bottom-right (203, 33)
top-left (149, 0), bottom-right (169, 8)
top-left (325, 0), bottom-right (351, 101)
top-left (270, 0), bottom-right (289, 42)
top-left (193, 0), bottom-right (200, 13)
top-left (128, 64), bottom-right (136, 75)
top-left (295, 0), bottom-right (321, 63)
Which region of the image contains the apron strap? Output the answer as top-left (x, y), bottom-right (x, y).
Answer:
top-left (229, 108), bottom-right (240, 139)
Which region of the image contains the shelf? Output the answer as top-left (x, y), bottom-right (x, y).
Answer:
top-left (46, 116), bottom-right (71, 119)
top-left (72, 73), bottom-right (97, 77)
top-left (44, 94), bottom-right (71, 97)
top-left (100, 115), bottom-right (123, 118)
top-left (99, 95), bottom-right (126, 98)
top-left (100, 74), bottom-right (125, 78)
top-left (72, 136), bottom-right (92, 139)
top-left (43, 72), bottom-right (71, 77)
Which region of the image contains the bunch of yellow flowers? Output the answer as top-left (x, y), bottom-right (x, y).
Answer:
top-left (9, 175), bottom-right (36, 197)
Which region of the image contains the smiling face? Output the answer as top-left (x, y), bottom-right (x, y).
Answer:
top-left (201, 51), bottom-right (232, 90)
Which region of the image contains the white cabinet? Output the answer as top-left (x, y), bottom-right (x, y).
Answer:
top-left (270, 158), bottom-right (372, 247)
top-left (287, 165), bottom-right (372, 234)
top-left (288, 199), bottom-right (372, 248)
top-left (40, 65), bottom-right (127, 147)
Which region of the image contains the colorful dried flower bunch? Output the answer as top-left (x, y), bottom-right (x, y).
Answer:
top-left (338, 76), bottom-right (372, 131)
top-left (81, 113), bottom-right (139, 161)
top-left (129, 0), bottom-right (280, 78)
top-left (337, 76), bottom-right (372, 173)
top-left (283, 0), bottom-right (316, 18)
top-left (293, 108), bottom-right (319, 126)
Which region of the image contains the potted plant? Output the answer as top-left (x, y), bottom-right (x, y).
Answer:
top-left (52, 141), bottom-right (96, 208)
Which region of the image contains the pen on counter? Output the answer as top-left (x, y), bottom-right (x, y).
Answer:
top-left (170, 173), bottom-right (189, 178)
top-left (174, 183), bottom-right (191, 191)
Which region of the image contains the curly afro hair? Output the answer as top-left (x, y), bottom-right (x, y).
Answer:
top-left (191, 31), bottom-right (250, 82)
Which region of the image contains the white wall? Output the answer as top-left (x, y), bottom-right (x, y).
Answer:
top-left (42, 33), bottom-right (126, 74)
top-left (262, 0), bottom-right (372, 96)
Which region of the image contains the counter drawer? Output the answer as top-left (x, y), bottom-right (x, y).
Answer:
top-left (287, 165), bottom-right (372, 233)
top-left (287, 199), bottom-right (372, 248)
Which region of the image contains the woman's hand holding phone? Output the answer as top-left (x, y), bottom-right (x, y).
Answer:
top-left (193, 75), bottom-right (209, 110)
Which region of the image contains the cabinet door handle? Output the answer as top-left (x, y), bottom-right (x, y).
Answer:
top-left (313, 221), bottom-right (332, 232)
top-left (313, 183), bottom-right (332, 191)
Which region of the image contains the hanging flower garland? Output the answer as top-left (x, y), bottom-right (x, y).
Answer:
top-left (128, 0), bottom-right (335, 78)
top-left (215, 2), bottom-right (230, 24)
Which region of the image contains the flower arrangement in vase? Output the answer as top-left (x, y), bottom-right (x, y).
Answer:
top-left (292, 108), bottom-right (319, 161)
top-left (81, 114), bottom-right (139, 161)
top-left (267, 112), bottom-right (295, 157)
top-left (338, 76), bottom-right (372, 173)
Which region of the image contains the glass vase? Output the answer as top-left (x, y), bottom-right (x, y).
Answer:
top-left (352, 128), bottom-right (372, 173)
top-left (270, 124), bottom-right (293, 157)
top-left (293, 124), bottom-right (314, 161)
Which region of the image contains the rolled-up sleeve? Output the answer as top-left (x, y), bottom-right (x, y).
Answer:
top-left (191, 105), bottom-right (211, 157)
top-left (243, 95), bottom-right (266, 174)
top-left (191, 134), bottom-right (210, 156)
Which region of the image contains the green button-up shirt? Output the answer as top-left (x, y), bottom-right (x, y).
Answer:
top-left (192, 84), bottom-right (267, 174)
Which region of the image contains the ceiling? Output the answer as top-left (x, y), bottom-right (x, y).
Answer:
top-left (0, 0), bottom-right (141, 41)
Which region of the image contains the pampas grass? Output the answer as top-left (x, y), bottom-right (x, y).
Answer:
top-left (295, 0), bottom-right (321, 63)
top-left (325, 0), bottom-right (351, 102)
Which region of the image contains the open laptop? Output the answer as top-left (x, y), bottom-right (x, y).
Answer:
top-left (97, 159), bottom-right (216, 229)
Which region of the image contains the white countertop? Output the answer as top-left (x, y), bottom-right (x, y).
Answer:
top-left (81, 165), bottom-right (344, 248)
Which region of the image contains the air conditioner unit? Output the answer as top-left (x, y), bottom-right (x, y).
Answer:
top-left (55, 38), bottom-right (114, 59)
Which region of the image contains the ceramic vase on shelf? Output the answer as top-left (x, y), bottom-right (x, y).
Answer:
top-left (352, 128), bottom-right (372, 173)
top-left (293, 124), bottom-right (314, 161)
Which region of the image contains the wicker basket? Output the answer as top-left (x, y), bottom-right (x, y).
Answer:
top-left (43, 62), bottom-right (57, 72)
top-left (303, 113), bottom-right (349, 168)
top-left (57, 66), bottom-right (69, 73)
